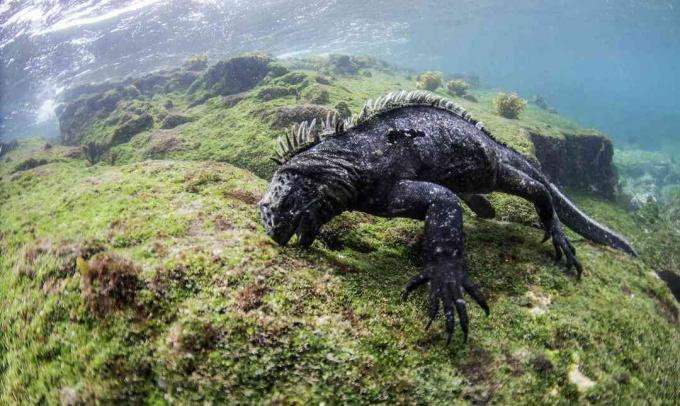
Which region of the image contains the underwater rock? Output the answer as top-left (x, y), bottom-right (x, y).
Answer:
top-left (315, 75), bottom-right (332, 85)
top-left (615, 149), bottom-right (680, 206)
top-left (110, 114), bottom-right (153, 145)
top-left (276, 71), bottom-right (308, 85)
top-left (62, 146), bottom-right (83, 159)
top-left (531, 132), bottom-right (618, 196)
top-left (265, 104), bottom-right (337, 128)
top-left (257, 85), bottom-right (298, 101)
top-left (462, 94), bottom-right (478, 103)
top-left (221, 92), bottom-right (248, 109)
top-left (302, 85), bottom-right (330, 104)
top-left (162, 71), bottom-right (201, 93)
top-left (12, 157), bottom-right (49, 173)
top-left (59, 86), bottom-right (142, 145)
top-left (446, 79), bottom-right (470, 96)
top-left (182, 53), bottom-right (209, 72)
top-left (187, 54), bottom-right (283, 104)
top-left (61, 69), bottom-right (199, 104)
top-left (160, 114), bottom-right (192, 129)
top-left (146, 129), bottom-right (190, 155)
top-left (328, 54), bottom-right (360, 75)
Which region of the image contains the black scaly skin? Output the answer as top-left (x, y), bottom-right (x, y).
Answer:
top-left (259, 101), bottom-right (637, 344)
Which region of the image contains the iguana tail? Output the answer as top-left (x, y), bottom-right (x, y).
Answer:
top-left (548, 183), bottom-right (638, 256)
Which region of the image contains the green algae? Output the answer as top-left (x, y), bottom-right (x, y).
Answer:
top-left (0, 55), bottom-right (678, 404)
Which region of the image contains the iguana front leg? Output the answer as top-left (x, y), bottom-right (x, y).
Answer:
top-left (498, 165), bottom-right (583, 276)
top-left (384, 180), bottom-right (489, 343)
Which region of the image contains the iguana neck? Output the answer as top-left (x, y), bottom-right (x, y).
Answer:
top-left (285, 146), bottom-right (363, 221)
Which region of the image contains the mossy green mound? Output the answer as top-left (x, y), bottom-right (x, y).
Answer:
top-left (0, 144), bottom-right (678, 404)
top-left (56, 54), bottom-right (614, 187)
top-left (1, 54), bottom-right (678, 403)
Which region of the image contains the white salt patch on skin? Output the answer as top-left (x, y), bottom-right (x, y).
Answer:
top-left (569, 365), bottom-right (596, 392)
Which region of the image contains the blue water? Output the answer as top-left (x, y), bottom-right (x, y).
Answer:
top-left (1, 0), bottom-right (679, 153)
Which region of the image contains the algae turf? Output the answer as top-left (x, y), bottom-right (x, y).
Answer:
top-left (0, 54), bottom-right (678, 403)
top-left (0, 154), bottom-right (678, 404)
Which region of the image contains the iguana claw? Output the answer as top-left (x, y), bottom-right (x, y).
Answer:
top-left (403, 262), bottom-right (489, 344)
top-left (543, 218), bottom-right (583, 277)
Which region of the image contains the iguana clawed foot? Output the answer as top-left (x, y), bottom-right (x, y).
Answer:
top-left (402, 261), bottom-right (489, 344)
top-left (541, 217), bottom-right (583, 277)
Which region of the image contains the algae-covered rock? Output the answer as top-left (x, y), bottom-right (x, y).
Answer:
top-left (256, 85), bottom-right (298, 101)
top-left (186, 54), bottom-right (283, 104)
top-left (145, 129), bottom-right (191, 156)
top-left (59, 85), bottom-right (144, 145)
top-left (159, 114), bottom-right (192, 129)
top-left (265, 104), bottom-right (338, 128)
top-left (328, 54), bottom-right (360, 75)
top-left (447, 79), bottom-right (470, 96)
top-left (12, 157), bottom-right (49, 173)
top-left (615, 148), bottom-right (680, 207)
top-left (0, 153), bottom-right (677, 404)
top-left (182, 53), bottom-right (209, 72)
top-left (302, 85), bottom-right (330, 104)
top-left (110, 113), bottom-right (153, 145)
top-left (531, 132), bottom-right (618, 196)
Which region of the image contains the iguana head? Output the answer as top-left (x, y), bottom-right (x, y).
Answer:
top-left (259, 169), bottom-right (323, 247)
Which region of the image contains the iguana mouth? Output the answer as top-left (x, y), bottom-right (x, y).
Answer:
top-left (274, 212), bottom-right (302, 246)
top-left (295, 211), bottom-right (318, 248)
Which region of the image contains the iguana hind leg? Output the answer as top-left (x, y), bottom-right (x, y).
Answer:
top-left (385, 180), bottom-right (489, 343)
top-left (497, 165), bottom-right (583, 276)
top-left (460, 194), bottom-right (496, 219)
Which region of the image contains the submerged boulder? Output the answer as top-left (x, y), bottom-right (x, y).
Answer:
top-left (264, 104), bottom-right (338, 128)
top-left (530, 132), bottom-right (618, 196)
top-left (59, 86), bottom-right (142, 145)
top-left (615, 149), bottom-right (680, 207)
top-left (256, 85), bottom-right (298, 101)
top-left (12, 157), bottom-right (49, 173)
top-left (160, 114), bottom-right (192, 129)
top-left (187, 54), bottom-right (285, 104)
top-left (302, 85), bottom-right (330, 104)
top-left (110, 114), bottom-right (153, 145)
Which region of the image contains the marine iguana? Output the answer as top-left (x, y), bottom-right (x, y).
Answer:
top-left (258, 90), bottom-right (637, 343)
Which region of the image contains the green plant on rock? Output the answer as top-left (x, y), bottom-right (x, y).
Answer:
top-left (446, 79), bottom-right (470, 96)
top-left (416, 71), bottom-right (443, 91)
top-left (495, 92), bottom-right (527, 119)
